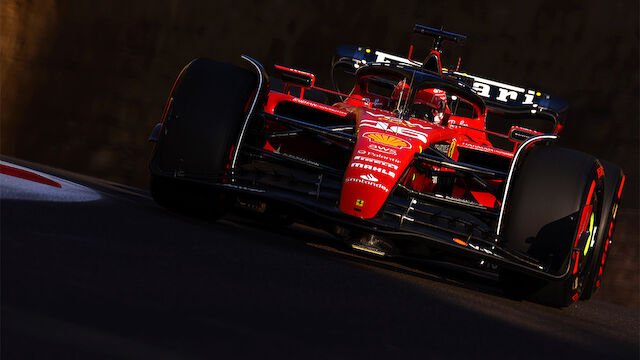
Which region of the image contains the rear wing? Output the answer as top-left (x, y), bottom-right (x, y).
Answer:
top-left (331, 44), bottom-right (569, 133)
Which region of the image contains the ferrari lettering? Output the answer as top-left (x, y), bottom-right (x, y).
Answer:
top-left (472, 82), bottom-right (491, 97)
top-left (351, 163), bottom-right (396, 177)
top-left (496, 88), bottom-right (519, 102)
top-left (362, 55), bottom-right (542, 105)
top-left (353, 156), bottom-right (399, 170)
top-left (523, 91), bottom-right (535, 105)
top-left (452, 71), bottom-right (542, 105)
top-left (373, 50), bottom-right (421, 66)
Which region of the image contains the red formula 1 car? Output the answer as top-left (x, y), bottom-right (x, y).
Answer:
top-left (148, 25), bottom-right (625, 307)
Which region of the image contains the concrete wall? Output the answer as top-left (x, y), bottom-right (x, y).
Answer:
top-left (1, 0), bottom-right (638, 305)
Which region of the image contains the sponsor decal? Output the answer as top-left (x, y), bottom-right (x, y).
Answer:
top-left (457, 142), bottom-right (513, 158)
top-left (353, 155), bottom-right (398, 170)
top-left (374, 50), bottom-right (422, 66)
top-left (364, 132), bottom-right (411, 149)
top-left (352, 163), bottom-right (396, 177)
top-left (355, 199), bottom-right (365, 207)
top-left (448, 119), bottom-right (467, 128)
top-left (361, 119), bottom-right (430, 141)
top-left (360, 173), bottom-right (379, 182)
top-left (290, 97), bottom-right (349, 116)
top-left (360, 150), bottom-right (401, 163)
top-left (451, 71), bottom-right (538, 105)
top-left (366, 51), bottom-right (541, 106)
top-left (443, 195), bottom-right (479, 206)
top-left (447, 139), bottom-right (457, 158)
top-left (368, 144), bottom-right (397, 155)
top-left (345, 177), bottom-right (389, 192)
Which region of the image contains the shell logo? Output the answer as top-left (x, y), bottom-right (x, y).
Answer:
top-left (364, 133), bottom-right (410, 149)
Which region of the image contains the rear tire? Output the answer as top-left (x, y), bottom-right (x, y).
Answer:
top-left (149, 58), bottom-right (258, 216)
top-left (500, 146), bottom-right (604, 307)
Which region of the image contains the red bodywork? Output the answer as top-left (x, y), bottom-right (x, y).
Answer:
top-left (262, 62), bottom-right (529, 221)
top-left (340, 109), bottom-right (459, 218)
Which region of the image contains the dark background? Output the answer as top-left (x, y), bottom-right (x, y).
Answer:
top-left (0, 0), bottom-right (638, 308)
top-left (2, 0), bottom-right (638, 209)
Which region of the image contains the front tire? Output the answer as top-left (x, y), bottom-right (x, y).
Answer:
top-left (580, 161), bottom-right (625, 299)
top-left (149, 58), bottom-right (258, 216)
top-left (500, 146), bottom-right (604, 307)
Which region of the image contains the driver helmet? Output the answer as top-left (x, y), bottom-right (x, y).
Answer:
top-left (414, 88), bottom-right (447, 124)
top-left (392, 80), bottom-right (447, 124)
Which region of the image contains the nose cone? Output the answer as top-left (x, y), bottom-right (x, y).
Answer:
top-left (340, 171), bottom-right (392, 218)
top-left (339, 134), bottom-right (415, 219)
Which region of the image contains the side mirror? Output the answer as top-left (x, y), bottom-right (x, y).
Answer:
top-left (509, 126), bottom-right (543, 142)
top-left (274, 65), bottom-right (316, 88)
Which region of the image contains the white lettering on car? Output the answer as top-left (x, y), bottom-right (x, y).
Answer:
top-left (373, 51), bottom-right (421, 66)
top-left (359, 174), bottom-right (378, 182)
top-left (472, 82), bottom-right (491, 97)
top-left (368, 144), bottom-right (397, 155)
top-left (353, 155), bottom-right (398, 170)
top-left (344, 177), bottom-right (390, 192)
top-left (496, 88), bottom-right (519, 102)
top-left (351, 162), bottom-right (396, 177)
top-left (360, 119), bottom-right (428, 143)
top-left (364, 150), bottom-right (401, 163)
top-left (363, 52), bottom-right (542, 105)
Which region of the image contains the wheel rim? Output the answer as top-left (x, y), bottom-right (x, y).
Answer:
top-left (569, 168), bottom-right (604, 302)
top-left (592, 174), bottom-right (625, 291)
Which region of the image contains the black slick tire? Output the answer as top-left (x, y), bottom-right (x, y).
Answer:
top-left (149, 58), bottom-right (258, 217)
top-left (580, 160), bottom-right (624, 299)
top-left (500, 146), bottom-right (604, 307)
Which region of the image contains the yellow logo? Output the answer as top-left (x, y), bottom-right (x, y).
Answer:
top-left (355, 199), bottom-right (364, 207)
top-left (447, 139), bottom-right (457, 158)
top-left (365, 133), bottom-right (410, 149)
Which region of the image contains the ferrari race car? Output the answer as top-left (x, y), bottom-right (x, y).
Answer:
top-left (148, 25), bottom-right (626, 307)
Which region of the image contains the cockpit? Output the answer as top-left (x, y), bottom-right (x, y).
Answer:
top-left (344, 65), bottom-right (485, 127)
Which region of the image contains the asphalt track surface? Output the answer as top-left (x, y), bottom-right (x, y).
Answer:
top-left (2, 157), bottom-right (638, 359)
